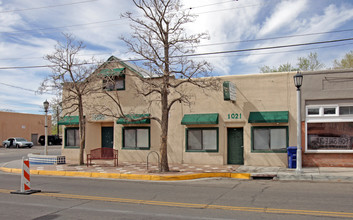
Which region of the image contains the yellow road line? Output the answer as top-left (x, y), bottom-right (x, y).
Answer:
top-left (1, 188), bottom-right (353, 218)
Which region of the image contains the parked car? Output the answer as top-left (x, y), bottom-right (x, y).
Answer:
top-left (38, 135), bottom-right (62, 146)
top-left (2, 137), bottom-right (33, 148)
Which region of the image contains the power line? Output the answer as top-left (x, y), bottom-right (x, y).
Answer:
top-left (1, 27), bottom-right (353, 62)
top-left (0, 82), bottom-right (54, 95)
top-left (1, 37), bottom-right (352, 70)
top-left (0, 0), bottom-right (98, 13)
top-left (174, 37), bottom-right (353, 58)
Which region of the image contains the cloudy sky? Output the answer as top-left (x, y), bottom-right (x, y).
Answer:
top-left (1, 0), bottom-right (353, 115)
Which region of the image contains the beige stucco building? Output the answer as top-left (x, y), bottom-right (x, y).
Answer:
top-left (60, 56), bottom-right (298, 167)
top-left (0, 111), bottom-right (51, 145)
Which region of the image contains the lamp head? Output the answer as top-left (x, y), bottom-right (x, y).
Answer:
top-left (43, 100), bottom-right (49, 112)
top-left (293, 71), bottom-right (303, 89)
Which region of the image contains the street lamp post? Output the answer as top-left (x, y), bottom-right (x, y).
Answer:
top-left (293, 72), bottom-right (303, 173)
top-left (43, 100), bottom-right (49, 155)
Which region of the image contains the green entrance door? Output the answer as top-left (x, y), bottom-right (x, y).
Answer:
top-left (102, 127), bottom-right (114, 148)
top-left (227, 128), bottom-right (244, 165)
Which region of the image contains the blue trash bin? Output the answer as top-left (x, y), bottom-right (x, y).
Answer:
top-left (287, 146), bottom-right (297, 168)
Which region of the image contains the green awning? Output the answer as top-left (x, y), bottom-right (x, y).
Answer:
top-left (99, 68), bottom-right (125, 77)
top-left (248, 111), bottom-right (289, 123)
top-left (181, 113), bottom-right (219, 125)
top-left (116, 114), bottom-right (150, 124)
top-left (58, 116), bottom-right (79, 125)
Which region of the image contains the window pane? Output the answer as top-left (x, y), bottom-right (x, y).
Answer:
top-left (136, 129), bottom-right (149, 148)
top-left (254, 129), bottom-right (269, 150)
top-left (124, 129), bottom-right (136, 148)
top-left (270, 128), bottom-right (286, 150)
top-left (188, 130), bottom-right (202, 150)
top-left (115, 78), bottom-right (124, 90)
top-left (67, 130), bottom-right (75, 146)
top-left (203, 130), bottom-right (217, 150)
top-left (307, 122), bottom-right (353, 150)
top-left (67, 128), bottom-right (79, 146)
top-left (308, 108), bottom-right (319, 115)
top-left (324, 107), bottom-right (336, 115)
top-left (339, 106), bottom-right (353, 115)
top-left (75, 129), bottom-right (80, 146)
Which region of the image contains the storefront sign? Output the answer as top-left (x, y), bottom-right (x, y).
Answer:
top-left (223, 81), bottom-right (236, 101)
top-left (92, 114), bottom-right (105, 121)
top-left (227, 113), bottom-right (242, 120)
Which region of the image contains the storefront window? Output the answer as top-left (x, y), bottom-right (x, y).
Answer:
top-left (186, 128), bottom-right (218, 152)
top-left (65, 127), bottom-right (80, 148)
top-left (123, 127), bottom-right (150, 149)
top-left (252, 127), bottom-right (287, 152)
top-left (307, 122), bottom-right (353, 150)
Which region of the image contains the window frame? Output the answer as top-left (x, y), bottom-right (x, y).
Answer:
top-left (251, 126), bottom-right (288, 153)
top-left (122, 127), bottom-right (150, 150)
top-left (64, 127), bottom-right (80, 148)
top-left (103, 74), bottom-right (125, 91)
top-left (305, 104), bottom-right (353, 153)
top-left (185, 127), bottom-right (219, 152)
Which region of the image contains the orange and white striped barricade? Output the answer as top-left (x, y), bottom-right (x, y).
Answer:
top-left (11, 157), bottom-right (41, 195)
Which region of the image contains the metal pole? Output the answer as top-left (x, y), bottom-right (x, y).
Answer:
top-left (296, 88), bottom-right (302, 173)
top-left (44, 109), bottom-right (48, 155)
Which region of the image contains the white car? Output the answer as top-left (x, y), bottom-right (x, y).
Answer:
top-left (2, 137), bottom-right (33, 148)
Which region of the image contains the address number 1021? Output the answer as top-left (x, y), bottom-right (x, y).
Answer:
top-left (228, 113), bottom-right (242, 119)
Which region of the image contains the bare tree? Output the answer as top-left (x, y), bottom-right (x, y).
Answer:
top-left (115, 0), bottom-right (219, 172)
top-left (39, 33), bottom-right (99, 165)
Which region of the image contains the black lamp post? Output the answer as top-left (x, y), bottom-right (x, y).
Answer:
top-left (293, 72), bottom-right (303, 173)
top-left (43, 100), bottom-right (49, 155)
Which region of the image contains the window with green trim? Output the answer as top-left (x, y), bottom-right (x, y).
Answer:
top-left (65, 127), bottom-right (80, 148)
top-left (186, 128), bottom-right (218, 152)
top-left (103, 75), bottom-right (125, 91)
top-left (252, 126), bottom-right (288, 152)
top-left (123, 127), bottom-right (150, 149)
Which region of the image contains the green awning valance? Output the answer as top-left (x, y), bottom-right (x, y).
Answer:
top-left (58, 116), bottom-right (79, 125)
top-left (116, 114), bottom-right (150, 124)
top-left (181, 113), bottom-right (219, 125)
top-left (248, 111), bottom-right (288, 123)
top-left (99, 68), bottom-right (125, 77)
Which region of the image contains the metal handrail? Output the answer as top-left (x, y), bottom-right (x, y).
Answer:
top-left (147, 151), bottom-right (160, 171)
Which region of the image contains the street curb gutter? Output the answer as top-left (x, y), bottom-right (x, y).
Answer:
top-left (0, 167), bottom-right (251, 181)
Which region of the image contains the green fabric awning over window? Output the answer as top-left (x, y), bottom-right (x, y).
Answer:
top-left (99, 68), bottom-right (125, 77)
top-left (58, 116), bottom-right (79, 125)
top-left (116, 114), bottom-right (151, 124)
top-left (248, 111), bottom-right (289, 123)
top-left (181, 113), bottom-right (219, 125)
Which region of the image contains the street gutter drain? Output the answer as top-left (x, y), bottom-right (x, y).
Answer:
top-left (251, 174), bottom-right (277, 180)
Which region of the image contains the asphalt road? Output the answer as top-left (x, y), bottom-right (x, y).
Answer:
top-left (0, 171), bottom-right (353, 220)
top-left (1, 146), bottom-right (353, 219)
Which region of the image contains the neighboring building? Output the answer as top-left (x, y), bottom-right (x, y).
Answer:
top-left (60, 56), bottom-right (298, 167)
top-left (0, 111), bottom-right (52, 145)
top-left (301, 69), bottom-right (353, 167)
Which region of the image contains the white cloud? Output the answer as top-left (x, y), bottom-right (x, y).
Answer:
top-left (258, 0), bottom-right (308, 37)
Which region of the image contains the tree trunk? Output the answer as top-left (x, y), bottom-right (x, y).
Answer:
top-left (78, 97), bottom-right (85, 165)
top-left (160, 88), bottom-right (169, 172)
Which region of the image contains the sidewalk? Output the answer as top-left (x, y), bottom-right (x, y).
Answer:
top-left (1, 159), bottom-right (353, 182)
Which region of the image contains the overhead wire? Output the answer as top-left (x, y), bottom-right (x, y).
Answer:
top-left (0, 37), bottom-right (352, 70)
top-left (0, 0), bottom-right (98, 13)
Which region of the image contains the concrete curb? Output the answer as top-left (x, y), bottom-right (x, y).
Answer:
top-left (0, 167), bottom-right (251, 181)
top-left (276, 174), bottom-right (353, 182)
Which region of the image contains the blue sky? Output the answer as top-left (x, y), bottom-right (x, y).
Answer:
top-left (0, 0), bottom-right (353, 115)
